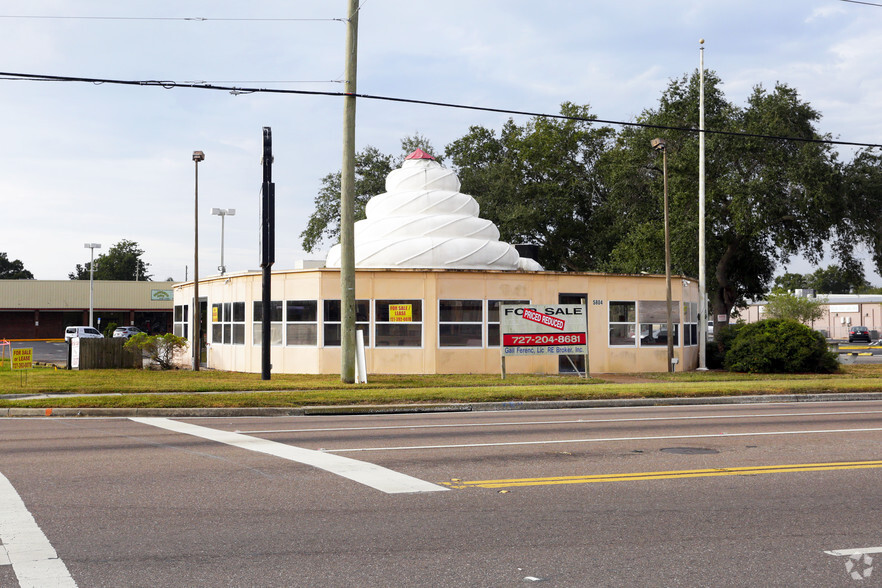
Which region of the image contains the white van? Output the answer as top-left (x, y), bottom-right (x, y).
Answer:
top-left (64, 326), bottom-right (104, 343)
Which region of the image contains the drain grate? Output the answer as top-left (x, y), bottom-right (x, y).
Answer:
top-left (660, 447), bottom-right (719, 455)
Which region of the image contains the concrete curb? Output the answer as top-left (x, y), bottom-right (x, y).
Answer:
top-left (5, 392), bottom-right (882, 418)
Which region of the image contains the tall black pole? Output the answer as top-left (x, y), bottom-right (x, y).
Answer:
top-left (260, 127), bottom-right (275, 380)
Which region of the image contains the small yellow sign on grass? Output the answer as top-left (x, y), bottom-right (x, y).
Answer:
top-left (11, 348), bottom-right (33, 370)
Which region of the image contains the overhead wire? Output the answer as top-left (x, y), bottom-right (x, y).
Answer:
top-left (0, 15), bottom-right (345, 22)
top-left (0, 70), bottom-right (879, 149)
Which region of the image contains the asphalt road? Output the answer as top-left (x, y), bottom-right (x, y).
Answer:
top-left (2, 401), bottom-right (882, 586)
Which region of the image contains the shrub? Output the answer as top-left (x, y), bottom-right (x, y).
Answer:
top-left (707, 323), bottom-right (743, 369)
top-left (124, 332), bottom-right (189, 370)
top-left (103, 322), bottom-right (118, 338)
top-left (724, 319), bottom-right (838, 374)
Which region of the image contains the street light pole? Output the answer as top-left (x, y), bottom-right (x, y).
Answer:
top-left (192, 150), bottom-right (205, 371)
top-left (84, 243), bottom-right (101, 327)
top-left (651, 138), bottom-right (675, 373)
top-left (211, 208), bottom-right (236, 275)
top-left (698, 39), bottom-right (708, 370)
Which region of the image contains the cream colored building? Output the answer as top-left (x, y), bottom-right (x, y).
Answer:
top-left (173, 268), bottom-right (701, 375)
top-left (173, 151), bottom-right (701, 375)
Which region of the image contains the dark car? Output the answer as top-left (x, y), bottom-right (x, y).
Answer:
top-left (848, 326), bottom-right (871, 343)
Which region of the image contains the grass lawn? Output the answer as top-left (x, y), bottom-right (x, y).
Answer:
top-left (1, 363), bottom-right (881, 409)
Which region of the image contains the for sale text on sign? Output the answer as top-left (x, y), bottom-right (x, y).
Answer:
top-left (11, 347), bottom-right (33, 370)
top-left (500, 304), bottom-right (587, 356)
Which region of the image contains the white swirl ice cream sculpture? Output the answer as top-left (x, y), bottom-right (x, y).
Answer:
top-left (325, 150), bottom-right (543, 271)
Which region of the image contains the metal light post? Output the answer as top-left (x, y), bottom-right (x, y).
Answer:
top-left (192, 150), bottom-right (205, 371)
top-left (651, 138), bottom-right (675, 373)
top-left (211, 208), bottom-right (236, 275)
top-left (698, 39), bottom-right (708, 370)
top-left (84, 243), bottom-right (101, 327)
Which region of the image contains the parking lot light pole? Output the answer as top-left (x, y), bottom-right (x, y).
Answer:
top-left (211, 208), bottom-right (236, 275)
top-left (84, 243), bottom-right (101, 328)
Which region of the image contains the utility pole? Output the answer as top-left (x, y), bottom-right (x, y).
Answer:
top-left (340, 0), bottom-right (359, 384)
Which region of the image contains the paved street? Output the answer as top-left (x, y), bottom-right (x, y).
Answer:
top-left (2, 401), bottom-right (882, 586)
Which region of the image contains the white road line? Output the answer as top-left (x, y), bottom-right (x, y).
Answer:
top-left (0, 472), bottom-right (77, 587)
top-left (130, 417), bottom-right (447, 495)
top-left (323, 427), bottom-right (882, 453)
top-left (235, 410), bottom-right (882, 435)
top-left (825, 547), bottom-right (882, 556)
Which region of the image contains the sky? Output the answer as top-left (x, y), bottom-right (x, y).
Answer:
top-left (2, 0), bottom-right (881, 284)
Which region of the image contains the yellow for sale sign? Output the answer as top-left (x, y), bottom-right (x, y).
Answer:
top-left (389, 304), bottom-right (413, 322)
top-left (11, 348), bottom-right (32, 370)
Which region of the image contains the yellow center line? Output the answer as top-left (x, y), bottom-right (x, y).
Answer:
top-left (442, 460), bottom-right (882, 489)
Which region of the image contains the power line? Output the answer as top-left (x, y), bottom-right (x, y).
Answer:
top-left (0, 70), bottom-right (879, 150)
top-left (0, 15), bottom-right (345, 22)
top-left (839, 0), bottom-right (882, 7)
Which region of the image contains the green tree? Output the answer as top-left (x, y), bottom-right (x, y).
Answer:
top-left (300, 135), bottom-right (440, 253)
top-left (69, 239), bottom-right (152, 280)
top-left (600, 71), bottom-right (847, 332)
top-left (773, 272), bottom-right (809, 291)
top-left (806, 264), bottom-right (869, 293)
top-left (0, 252), bottom-right (34, 279)
top-left (763, 287), bottom-right (826, 324)
top-left (842, 148), bottom-right (882, 277)
top-left (445, 102), bottom-right (615, 270)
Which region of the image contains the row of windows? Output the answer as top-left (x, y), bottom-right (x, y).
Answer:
top-left (177, 299), bottom-right (532, 349)
top-left (608, 301), bottom-right (699, 347)
top-left (174, 299), bottom-right (700, 349)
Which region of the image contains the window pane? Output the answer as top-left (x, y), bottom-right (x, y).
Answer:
top-left (323, 323), bottom-right (341, 346)
top-left (212, 324), bottom-right (223, 343)
top-left (324, 323), bottom-right (370, 347)
top-left (232, 324), bottom-right (245, 344)
top-left (609, 302), bottom-right (635, 323)
top-left (287, 300), bottom-right (317, 322)
top-left (232, 302), bottom-right (245, 322)
top-left (224, 303), bottom-right (231, 322)
top-left (440, 300), bottom-right (482, 322)
top-left (376, 300), bottom-right (422, 322)
top-left (287, 324), bottom-right (317, 346)
top-left (375, 324), bottom-right (421, 347)
top-left (212, 303), bottom-right (223, 323)
top-left (640, 324), bottom-right (679, 346)
top-left (324, 300), bottom-right (370, 323)
top-left (488, 324), bottom-right (501, 347)
top-left (440, 324), bottom-right (482, 347)
top-left (609, 324), bottom-right (636, 346)
top-left (640, 301), bottom-right (681, 323)
top-left (223, 324), bottom-right (231, 343)
top-left (253, 324), bottom-right (283, 346)
top-left (253, 301), bottom-right (262, 322)
top-left (488, 300), bottom-right (531, 323)
top-left (324, 300), bottom-right (341, 323)
top-left (174, 305), bottom-right (183, 321)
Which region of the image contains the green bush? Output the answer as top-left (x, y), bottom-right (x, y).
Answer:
top-left (103, 322), bottom-right (118, 338)
top-left (124, 332), bottom-right (189, 370)
top-left (707, 323), bottom-right (743, 369)
top-left (724, 319), bottom-right (838, 374)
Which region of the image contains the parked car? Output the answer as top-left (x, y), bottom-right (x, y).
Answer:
top-left (112, 326), bottom-right (143, 339)
top-left (848, 325), bottom-right (871, 343)
top-left (64, 326), bottom-right (104, 343)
